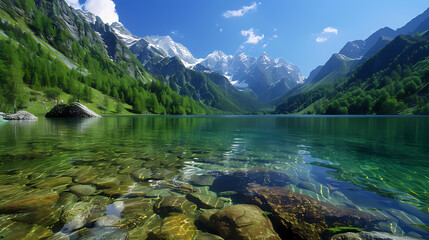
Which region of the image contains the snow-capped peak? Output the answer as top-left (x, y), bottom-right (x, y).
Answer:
top-left (76, 10), bottom-right (96, 25)
top-left (144, 35), bottom-right (198, 66)
top-left (110, 21), bottom-right (140, 47)
top-left (258, 51), bottom-right (273, 65)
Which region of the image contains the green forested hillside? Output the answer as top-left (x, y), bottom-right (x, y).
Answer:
top-left (275, 33), bottom-right (429, 115)
top-left (0, 0), bottom-right (218, 115)
top-left (148, 57), bottom-right (261, 113)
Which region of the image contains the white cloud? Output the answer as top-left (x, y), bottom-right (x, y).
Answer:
top-left (223, 2), bottom-right (259, 18)
top-left (273, 34), bottom-right (278, 39)
top-left (84, 0), bottom-right (119, 24)
top-left (315, 26), bottom-right (338, 43)
top-left (241, 28), bottom-right (264, 44)
top-left (273, 28), bottom-right (278, 32)
top-left (220, 28), bottom-right (223, 32)
top-left (65, 0), bottom-right (82, 9)
top-left (322, 27), bottom-right (338, 35)
top-left (316, 37), bottom-right (328, 43)
top-left (262, 44), bottom-right (268, 48)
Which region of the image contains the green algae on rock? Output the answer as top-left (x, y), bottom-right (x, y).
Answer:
top-left (246, 184), bottom-right (383, 240)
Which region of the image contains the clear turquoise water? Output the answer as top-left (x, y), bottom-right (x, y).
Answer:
top-left (0, 116), bottom-right (428, 238)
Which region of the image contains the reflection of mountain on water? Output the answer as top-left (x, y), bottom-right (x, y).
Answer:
top-left (45, 117), bottom-right (101, 134)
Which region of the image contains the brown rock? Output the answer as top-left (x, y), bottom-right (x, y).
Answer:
top-left (36, 177), bottom-right (72, 188)
top-left (0, 192), bottom-right (59, 213)
top-left (13, 207), bottom-right (61, 227)
top-left (210, 204), bottom-right (281, 240)
top-left (246, 184), bottom-right (382, 240)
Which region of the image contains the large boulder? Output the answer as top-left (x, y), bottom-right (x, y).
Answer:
top-left (4, 111), bottom-right (37, 120)
top-left (246, 184), bottom-right (383, 240)
top-left (210, 204), bottom-right (281, 240)
top-left (45, 102), bottom-right (101, 118)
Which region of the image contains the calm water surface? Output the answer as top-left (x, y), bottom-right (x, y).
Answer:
top-left (0, 116), bottom-right (428, 238)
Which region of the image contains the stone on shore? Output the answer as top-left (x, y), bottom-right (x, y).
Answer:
top-left (4, 111), bottom-right (38, 120)
top-left (45, 102), bottom-right (101, 118)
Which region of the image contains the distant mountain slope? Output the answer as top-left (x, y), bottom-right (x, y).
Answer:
top-left (109, 21), bottom-right (199, 67)
top-left (148, 57), bottom-right (261, 113)
top-left (199, 51), bottom-right (304, 102)
top-left (277, 7), bottom-right (429, 111)
top-left (275, 32), bottom-right (429, 115)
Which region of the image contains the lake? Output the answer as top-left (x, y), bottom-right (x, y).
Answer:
top-left (0, 116), bottom-right (428, 239)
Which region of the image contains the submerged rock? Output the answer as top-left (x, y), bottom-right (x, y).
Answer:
top-left (4, 111), bottom-right (38, 120)
top-left (127, 214), bottom-right (163, 239)
top-left (69, 185), bottom-right (96, 196)
top-left (61, 201), bottom-right (95, 232)
top-left (153, 196), bottom-right (197, 218)
top-left (359, 231), bottom-right (421, 240)
top-left (37, 177), bottom-right (72, 188)
top-left (189, 175), bottom-right (216, 186)
top-left (95, 215), bottom-right (121, 227)
top-left (92, 177), bottom-right (120, 189)
top-left (246, 184), bottom-right (383, 240)
top-left (210, 204), bottom-right (281, 240)
top-left (148, 213), bottom-right (197, 240)
top-left (211, 169), bottom-right (290, 193)
top-left (55, 192), bottom-right (79, 210)
top-left (13, 206), bottom-right (61, 227)
top-left (131, 168), bottom-right (152, 181)
top-left (74, 170), bottom-right (99, 184)
top-left (195, 231), bottom-right (224, 240)
top-left (198, 209), bottom-right (219, 229)
top-left (186, 193), bottom-right (225, 209)
top-left (0, 192), bottom-right (59, 213)
top-left (0, 221), bottom-right (53, 239)
top-left (45, 102), bottom-right (101, 118)
top-left (80, 227), bottom-right (128, 240)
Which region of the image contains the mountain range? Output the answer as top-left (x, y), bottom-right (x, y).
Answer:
top-left (0, 0), bottom-right (428, 115)
top-left (104, 17), bottom-right (304, 102)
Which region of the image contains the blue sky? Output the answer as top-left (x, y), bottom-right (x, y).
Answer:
top-left (69, 0), bottom-right (428, 76)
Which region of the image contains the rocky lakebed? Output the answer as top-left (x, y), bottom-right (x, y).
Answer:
top-left (0, 166), bottom-right (426, 240)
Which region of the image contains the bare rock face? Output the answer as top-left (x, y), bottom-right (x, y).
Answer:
top-left (246, 184), bottom-right (383, 240)
top-left (4, 111), bottom-right (38, 120)
top-left (45, 102), bottom-right (101, 118)
top-left (210, 204), bottom-right (281, 240)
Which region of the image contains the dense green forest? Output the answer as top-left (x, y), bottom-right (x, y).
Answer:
top-left (275, 33), bottom-right (429, 115)
top-left (0, 0), bottom-right (217, 115)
